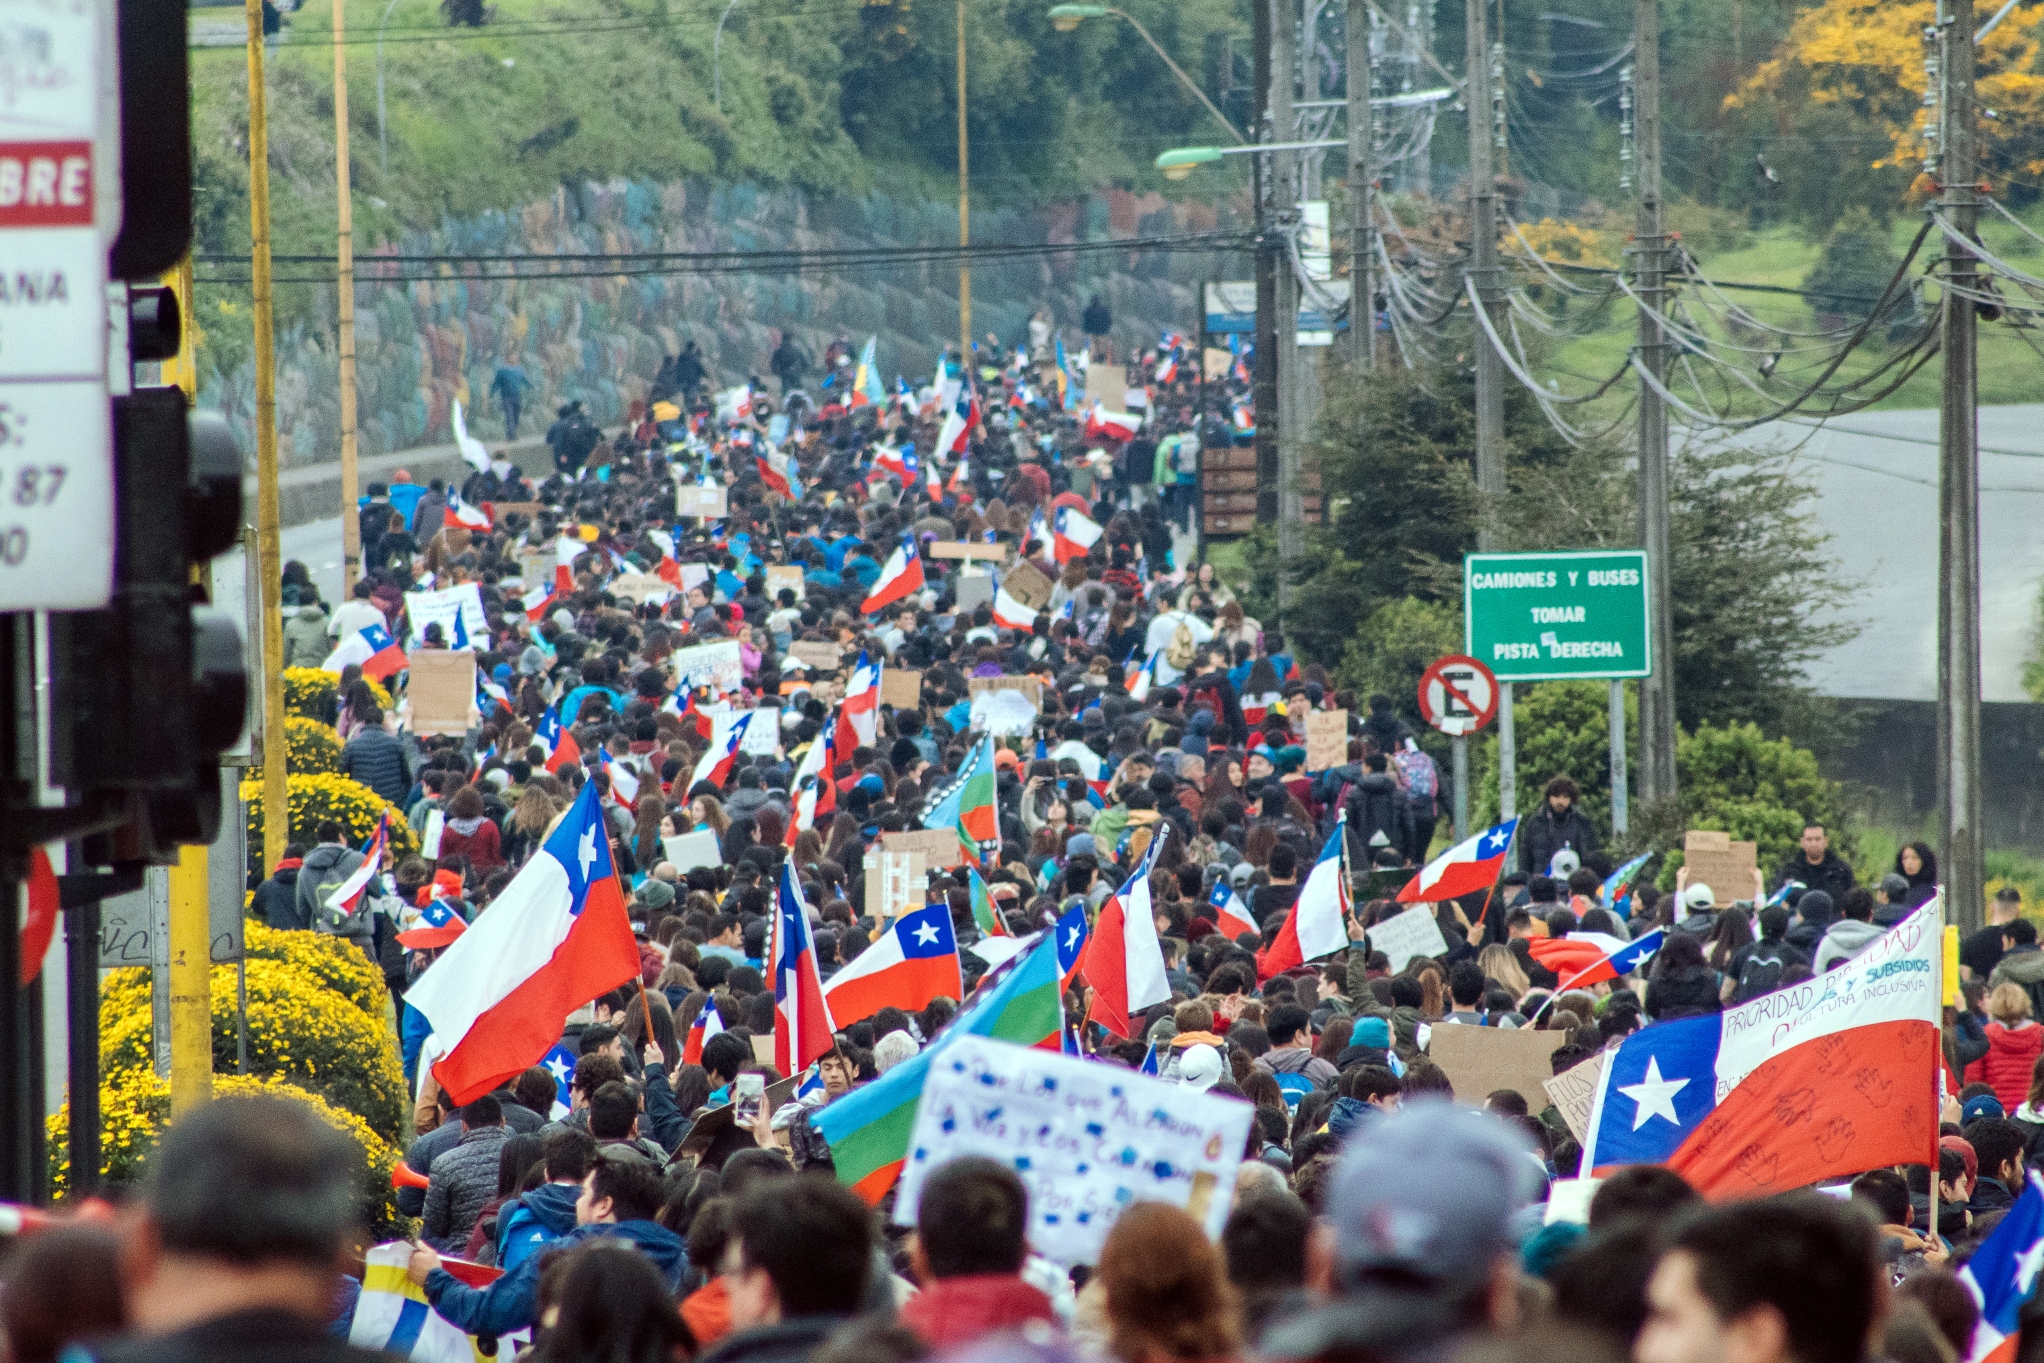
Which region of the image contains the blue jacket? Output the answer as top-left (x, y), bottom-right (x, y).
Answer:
top-left (494, 1181), bottom-right (583, 1274)
top-left (427, 1218), bottom-right (685, 1337)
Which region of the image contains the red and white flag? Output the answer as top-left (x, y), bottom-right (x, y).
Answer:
top-left (682, 1000), bottom-right (725, 1066)
top-left (1397, 818), bottom-right (1518, 903)
top-left (785, 719), bottom-right (840, 847)
top-left (1257, 814), bottom-right (1351, 979)
top-left (321, 815), bottom-right (390, 923)
top-left (1084, 403), bottom-right (1142, 443)
top-left (443, 492), bottom-right (492, 531)
top-left (834, 652), bottom-right (882, 755)
top-left (520, 583), bottom-right (558, 623)
top-left (1207, 880), bottom-right (1259, 941)
top-left (1080, 827), bottom-right (1172, 1039)
top-left (991, 585), bottom-right (1037, 631)
top-left (860, 539), bottom-right (926, 615)
top-left (1053, 507), bottom-right (1103, 564)
top-left (686, 711), bottom-right (754, 792)
top-left (771, 864), bottom-right (837, 1076)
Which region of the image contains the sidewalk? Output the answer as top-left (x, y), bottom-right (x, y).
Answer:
top-left (248, 436), bottom-right (552, 529)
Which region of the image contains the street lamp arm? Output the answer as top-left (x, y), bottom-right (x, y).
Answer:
top-left (1102, 7), bottom-right (1247, 145)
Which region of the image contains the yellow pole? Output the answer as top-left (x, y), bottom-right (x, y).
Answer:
top-left (248, 0), bottom-right (289, 877)
top-left (167, 847), bottom-right (213, 1113)
top-left (335, 0), bottom-right (361, 594)
top-left (957, 0), bottom-right (970, 362)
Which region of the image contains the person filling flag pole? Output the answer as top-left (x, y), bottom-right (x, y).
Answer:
top-left (403, 780), bottom-right (642, 1105)
top-left (1396, 818), bottom-right (1519, 903)
top-left (681, 1000), bottom-right (724, 1066)
top-left (770, 862), bottom-right (837, 1077)
top-left (860, 538), bottom-right (926, 615)
top-left (820, 903), bottom-right (962, 1025)
top-left (321, 622), bottom-right (409, 682)
top-left (784, 718), bottom-right (839, 846)
top-left (990, 584), bottom-right (1037, 631)
top-left (1581, 899), bottom-right (1943, 1197)
top-left (755, 454), bottom-right (794, 499)
top-left (1052, 506), bottom-right (1104, 564)
top-left (967, 865), bottom-right (1011, 938)
top-left (1080, 826), bottom-right (1172, 1039)
top-left (687, 711), bottom-right (754, 793)
top-left (320, 814), bottom-right (389, 926)
top-left (834, 652), bottom-right (882, 754)
top-left (1257, 813), bottom-right (1352, 980)
top-left (1208, 879), bottom-right (1259, 941)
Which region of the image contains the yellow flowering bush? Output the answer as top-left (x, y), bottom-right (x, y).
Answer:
top-left (240, 772), bottom-right (417, 882)
top-left (1505, 217), bottom-right (1619, 271)
top-left (284, 667), bottom-right (390, 720)
top-left (101, 957), bottom-right (405, 1143)
top-left (242, 923), bottom-right (389, 1019)
top-left (286, 714), bottom-right (342, 774)
top-left (47, 1071), bottom-right (410, 1240)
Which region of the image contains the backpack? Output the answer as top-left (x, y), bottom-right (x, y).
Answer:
top-left (1391, 748), bottom-right (1438, 813)
top-left (308, 855), bottom-right (374, 939)
top-left (1164, 617), bottom-right (1198, 671)
top-left (1272, 1070), bottom-right (1317, 1114)
top-left (1733, 943), bottom-right (1791, 1004)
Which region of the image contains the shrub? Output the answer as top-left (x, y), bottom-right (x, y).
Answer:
top-left (285, 714), bottom-right (341, 774)
top-left (241, 772), bottom-right (416, 882)
top-left (101, 957), bottom-right (405, 1143)
top-left (46, 1071), bottom-right (409, 1240)
top-left (242, 922), bottom-right (389, 1018)
top-left (1336, 596), bottom-right (1465, 733)
top-left (1672, 720), bottom-right (1855, 877)
top-left (284, 667), bottom-right (389, 721)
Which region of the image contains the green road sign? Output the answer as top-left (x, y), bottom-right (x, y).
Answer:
top-left (1463, 550), bottom-right (1652, 681)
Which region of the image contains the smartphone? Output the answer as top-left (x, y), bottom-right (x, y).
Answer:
top-left (734, 1072), bottom-right (766, 1125)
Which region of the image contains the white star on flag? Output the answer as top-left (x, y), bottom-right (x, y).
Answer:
top-left (2016, 1238), bottom-right (2044, 1294)
top-left (913, 921), bottom-right (940, 947)
top-left (1066, 926), bottom-right (1082, 949)
top-left (545, 1057), bottom-right (571, 1083)
top-left (1619, 1055), bottom-right (1690, 1131)
top-left (1481, 829), bottom-right (1509, 854)
top-left (579, 825), bottom-right (599, 879)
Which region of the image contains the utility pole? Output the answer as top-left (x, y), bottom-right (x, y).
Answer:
top-left (1254, 0), bottom-right (1281, 529)
top-left (247, 0), bottom-right (288, 878)
top-left (1633, 0), bottom-right (1678, 804)
top-left (335, 0), bottom-right (362, 594)
top-left (1273, 0), bottom-right (1304, 612)
top-left (957, 0), bottom-right (972, 360)
top-left (1937, 0), bottom-right (1984, 931)
top-left (1464, 0), bottom-right (1504, 546)
top-left (1346, 0), bottom-right (1375, 372)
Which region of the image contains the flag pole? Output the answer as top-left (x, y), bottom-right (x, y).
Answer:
top-left (600, 815), bottom-right (658, 1051)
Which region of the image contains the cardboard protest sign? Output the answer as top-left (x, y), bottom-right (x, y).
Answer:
top-left (880, 669), bottom-right (923, 709)
top-left (862, 846), bottom-right (928, 919)
top-left (679, 563), bottom-right (711, 594)
top-left (1426, 1025), bottom-right (1568, 1113)
top-left (1305, 709), bottom-right (1349, 772)
top-left (675, 484), bottom-right (729, 519)
top-left (765, 565), bottom-right (806, 601)
top-left (1367, 904), bottom-right (1450, 973)
top-left (706, 703), bottom-right (781, 756)
top-left (1542, 1050), bottom-right (1610, 1142)
top-left (607, 571), bottom-right (675, 606)
top-left (788, 641), bottom-right (843, 674)
top-left (970, 689), bottom-right (1039, 735)
top-left (968, 675), bottom-right (1043, 707)
top-left (661, 829), bottom-right (724, 872)
top-left (1683, 830), bottom-right (1758, 905)
top-left (1204, 347), bottom-right (1234, 380)
top-left (404, 583), bottom-right (487, 645)
top-left (954, 569), bottom-right (995, 611)
top-left (895, 1035), bottom-right (1253, 1266)
top-left (929, 541), bottom-right (1010, 562)
top-left (1000, 558), bottom-right (1056, 611)
top-left (882, 828), bottom-right (962, 871)
top-left (407, 651), bottom-right (478, 736)
top-left (672, 640), bottom-right (744, 693)
top-left (488, 501), bottom-right (543, 522)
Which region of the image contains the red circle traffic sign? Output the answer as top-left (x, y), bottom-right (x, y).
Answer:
top-left (1418, 655), bottom-right (1498, 737)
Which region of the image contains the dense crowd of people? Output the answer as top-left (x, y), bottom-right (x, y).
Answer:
top-left (0, 319), bottom-right (2022, 1363)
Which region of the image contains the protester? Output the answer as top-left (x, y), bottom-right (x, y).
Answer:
top-left (899, 1157), bottom-right (1058, 1348)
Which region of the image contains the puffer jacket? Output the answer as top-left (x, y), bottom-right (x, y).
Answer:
top-left (339, 726), bottom-right (411, 806)
top-left (281, 604), bottom-right (332, 669)
top-left (1974, 1021), bottom-right (2044, 1114)
top-left (422, 1124), bottom-right (512, 1252)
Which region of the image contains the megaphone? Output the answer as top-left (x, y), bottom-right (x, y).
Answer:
top-left (391, 1163), bottom-right (432, 1191)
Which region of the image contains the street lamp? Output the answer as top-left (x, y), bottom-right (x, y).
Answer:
top-left (1154, 138), bottom-right (1348, 178)
top-left (1046, 4), bottom-right (1246, 144)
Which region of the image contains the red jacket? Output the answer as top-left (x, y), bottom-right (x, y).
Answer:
top-left (1973, 1021), bottom-right (2044, 1113)
top-left (899, 1275), bottom-right (1058, 1350)
top-left (438, 819), bottom-right (504, 874)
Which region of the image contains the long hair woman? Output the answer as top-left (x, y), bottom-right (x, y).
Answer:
top-left (1096, 1202), bottom-right (1240, 1363)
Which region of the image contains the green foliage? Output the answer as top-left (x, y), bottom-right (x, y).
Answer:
top-left (1336, 597), bottom-right (1466, 731)
top-left (1803, 206), bottom-right (1905, 323)
top-left (1470, 681), bottom-right (1632, 849)
top-left (1674, 720), bottom-right (1856, 874)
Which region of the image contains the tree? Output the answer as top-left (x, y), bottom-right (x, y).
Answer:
top-left (1337, 597), bottom-right (1465, 734)
top-left (1675, 720), bottom-right (1856, 873)
top-left (1803, 207), bottom-right (1906, 327)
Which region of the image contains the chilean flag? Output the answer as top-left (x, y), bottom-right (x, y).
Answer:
top-left (1053, 507), bottom-right (1103, 564)
top-left (1154, 352), bottom-right (1178, 385)
top-left (1025, 507), bottom-right (1052, 565)
top-left (1529, 928), bottom-right (1664, 993)
top-left (555, 537), bottom-right (586, 593)
top-left (521, 583), bottom-right (558, 624)
top-left (786, 721), bottom-right (839, 846)
top-left (536, 705), bottom-right (582, 776)
top-left (834, 652), bottom-right (882, 756)
top-left (397, 897), bottom-right (468, 951)
top-left (1124, 648), bottom-right (1158, 702)
top-left (1080, 826), bottom-right (1171, 1039)
top-left (321, 622), bottom-right (409, 682)
top-left (1962, 1174), bottom-right (2044, 1363)
top-left (771, 863), bottom-right (838, 1076)
top-left (600, 752), bottom-right (640, 812)
top-left (1084, 403), bottom-right (1142, 444)
top-left (822, 904), bottom-right (963, 1026)
top-left (682, 1000), bottom-right (725, 1066)
top-left (991, 585), bottom-right (1037, 631)
top-left (860, 539), bottom-right (926, 615)
top-left (663, 688), bottom-right (714, 743)
top-left (872, 445), bottom-right (914, 484)
top-left (1053, 901), bottom-right (1092, 990)
top-left (322, 815), bottom-right (389, 921)
top-left (687, 711), bottom-right (754, 793)
top-left (756, 454), bottom-right (794, 499)
top-left (935, 372), bottom-right (981, 457)
top-left (1208, 880), bottom-right (1259, 941)
top-left (404, 780), bottom-right (642, 1105)
top-left (1582, 900), bottom-right (1943, 1198)
top-left (1396, 818), bottom-right (1517, 903)
top-left (1256, 814), bottom-right (1351, 980)
top-left (444, 492), bottom-right (492, 531)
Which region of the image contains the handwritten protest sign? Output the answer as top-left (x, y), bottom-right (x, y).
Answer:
top-left (969, 686), bottom-right (1040, 735)
top-left (672, 640), bottom-right (743, 693)
top-left (706, 703), bottom-right (781, 756)
top-left (765, 565), bottom-right (806, 601)
top-left (1683, 830), bottom-right (1758, 906)
top-left (929, 541), bottom-right (1010, 562)
top-left (1542, 1050), bottom-right (1609, 1142)
top-left (1305, 710), bottom-right (1349, 772)
top-left (1000, 559), bottom-right (1055, 611)
top-left (407, 651), bottom-right (478, 736)
top-left (1427, 1025), bottom-right (1568, 1113)
top-left (404, 583), bottom-right (486, 645)
top-left (882, 828), bottom-right (962, 871)
top-left (895, 1035), bottom-right (1253, 1266)
top-left (881, 669), bottom-right (923, 709)
top-left (788, 641), bottom-right (843, 674)
top-left (675, 484), bottom-right (729, 519)
top-left (1368, 904), bottom-right (1450, 973)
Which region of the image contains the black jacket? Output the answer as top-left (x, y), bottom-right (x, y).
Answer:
top-left (701, 1318), bottom-right (845, 1363)
top-left (1518, 804), bottom-right (1598, 876)
top-left (252, 865), bottom-right (307, 931)
top-left (1646, 967), bottom-right (1725, 1020)
top-left (1775, 850), bottom-right (1856, 904)
top-left (338, 727), bottom-right (412, 807)
top-left (88, 1308), bottom-right (390, 1363)
top-left (1345, 774), bottom-right (1407, 860)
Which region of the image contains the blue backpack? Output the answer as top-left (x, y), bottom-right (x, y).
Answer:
top-left (1273, 1070), bottom-right (1317, 1114)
